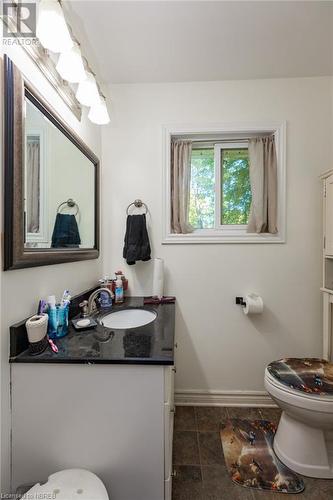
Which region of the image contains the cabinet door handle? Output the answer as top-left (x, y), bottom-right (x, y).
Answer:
top-left (171, 470), bottom-right (177, 478)
top-left (172, 367), bottom-right (177, 373)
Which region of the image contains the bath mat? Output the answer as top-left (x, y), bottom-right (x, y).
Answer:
top-left (221, 419), bottom-right (305, 494)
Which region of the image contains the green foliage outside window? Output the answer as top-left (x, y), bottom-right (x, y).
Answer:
top-left (188, 147), bottom-right (251, 228)
top-left (189, 149), bottom-right (215, 229)
top-left (221, 149), bottom-right (251, 225)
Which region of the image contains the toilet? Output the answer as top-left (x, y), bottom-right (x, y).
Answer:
top-left (24, 469), bottom-right (109, 499)
top-left (264, 357), bottom-right (333, 479)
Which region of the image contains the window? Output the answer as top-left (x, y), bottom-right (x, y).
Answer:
top-left (163, 123), bottom-right (286, 244)
top-left (219, 147), bottom-right (251, 225)
top-left (189, 143), bottom-right (251, 230)
top-left (25, 129), bottom-right (49, 246)
top-left (26, 135), bottom-right (41, 234)
top-left (189, 148), bottom-right (215, 229)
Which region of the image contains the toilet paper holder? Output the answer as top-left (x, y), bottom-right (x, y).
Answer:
top-left (235, 296), bottom-right (246, 307)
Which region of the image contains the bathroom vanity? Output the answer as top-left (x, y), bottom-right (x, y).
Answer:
top-left (10, 297), bottom-right (175, 500)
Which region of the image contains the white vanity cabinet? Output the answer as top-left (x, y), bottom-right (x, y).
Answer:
top-left (11, 363), bottom-right (175, 500)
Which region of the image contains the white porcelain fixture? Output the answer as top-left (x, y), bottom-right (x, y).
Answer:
top-left (76, 71), bottom-right (100, 107)
top-left (37, 0), bottom-right (73, 53)
top-left (88, 96), bottom-right (110, 125)
top-left (26, 469), bottom-right (109, 499)
top-left (100, 309), bottom-right (157, 329)
top-left (265, 366), bottom-right (333, 478)
top-left (56, 43), bottom-right (86, 83)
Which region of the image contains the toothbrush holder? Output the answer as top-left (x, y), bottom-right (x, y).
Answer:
top-left (47, 303), bottom-right (69, 339)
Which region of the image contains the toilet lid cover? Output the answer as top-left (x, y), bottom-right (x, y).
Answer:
top-left (267, 358), bottom-right (333, 395)
top-left (26, 469), bottom-right (109, 500)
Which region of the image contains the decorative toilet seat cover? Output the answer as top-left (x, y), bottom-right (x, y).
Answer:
top-left (267, 358), bottom-right (333, 395)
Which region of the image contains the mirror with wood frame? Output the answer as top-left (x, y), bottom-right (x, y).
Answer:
top-left (3, 55), bottom-right (100, 270)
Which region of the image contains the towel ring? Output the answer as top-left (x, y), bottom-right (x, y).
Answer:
top-left (57, 198), bottom-right (79, 217)
top-left (126, 199), bottom-right (148, 215)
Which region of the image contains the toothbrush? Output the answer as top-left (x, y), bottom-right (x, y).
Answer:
top-left (37, 299), bottom-right (47, 315)
top-left (48, 337), bottom-right (58, 353)
top-left (61, 290), bottom-right (69, 304)
top-left (63, 295), bottom-right (71, 308)
top-left (61, 290), bottom-right (71, 307)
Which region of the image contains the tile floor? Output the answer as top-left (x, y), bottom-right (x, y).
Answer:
top-left (172, 406), bottom-right (333, 500)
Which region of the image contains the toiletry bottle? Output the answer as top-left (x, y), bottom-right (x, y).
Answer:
top-left (47, 295), bottom-right (57, 338)
top-left (121, 272), bottom-right (128, 294)
top-left (98, 279), bottom-right (112, 309)
top-left (115, 274), bottom-right (124, 304)
top-left (115, 270), bottom-right (128, 294)
top-left (104, 276), bottom-right (115, 300)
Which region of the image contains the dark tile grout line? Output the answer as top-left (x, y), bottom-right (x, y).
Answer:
top-left (194, 407), bottom-right (203, 475)
top-left (195, 407), bottom-right (208, 493)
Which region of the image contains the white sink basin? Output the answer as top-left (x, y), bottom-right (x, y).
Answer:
top-left (100, 309), bottom-right (157, 329)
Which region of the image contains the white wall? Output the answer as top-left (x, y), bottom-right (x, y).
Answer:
top-left (102, 77), bottom-right (332, 397)
top-left (0, 44), bottom-right (102, 492)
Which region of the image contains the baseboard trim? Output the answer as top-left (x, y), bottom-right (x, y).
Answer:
top-left (175, 390), bottom-right (276, 407)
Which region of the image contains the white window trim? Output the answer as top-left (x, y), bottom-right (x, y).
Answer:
top-left (162, 121), bottom-right (286, 244)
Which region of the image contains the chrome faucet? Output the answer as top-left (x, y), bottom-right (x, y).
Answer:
top-left (87, 288), bottom-right (114, 315)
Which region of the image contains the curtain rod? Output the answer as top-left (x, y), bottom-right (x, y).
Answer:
top-left (191, 138), bottom-right (249, 143)
top-left (190, 134), bottom-right (274, 144)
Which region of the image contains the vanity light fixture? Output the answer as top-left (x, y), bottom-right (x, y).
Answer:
top-left (36, 0), bottom-right (73, 53)
top-left (56, 42), bottom-right (86, 83)
top-left (88, 96), bottom-right (110, 125)
top-left (75, 70), bottom-right (100, 107)
top-left (35, 0), bottom-right (109, 124)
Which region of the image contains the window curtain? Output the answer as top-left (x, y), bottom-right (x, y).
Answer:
top-left (247, 136), bottom-right (278, 234)
top-left (171, 140), bottom-right (194, 233)
top-left (26, 139), bottom-right (40, 233)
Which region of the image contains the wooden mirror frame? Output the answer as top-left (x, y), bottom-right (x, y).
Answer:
top-left (3, 55), bottom-right (100, 270)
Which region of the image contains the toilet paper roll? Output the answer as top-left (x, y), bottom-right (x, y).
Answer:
top-left (152, 258), bottom-right (164, 299)
top-left (26, 314), bottom-right (48, 343)
top-left (243, 293), bottom-right (264, 315)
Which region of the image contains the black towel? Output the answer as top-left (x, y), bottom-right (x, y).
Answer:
top-left (51, 213), bottom-right (81, 248)
top-left (123, 214), bottom-right (151, 265)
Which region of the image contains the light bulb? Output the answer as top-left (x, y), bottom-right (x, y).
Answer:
top-left (88, 96), bottom-right (110, 125)
top-left (56, 43), bottom-right (86, 83)
top-left (37, 0), bottom-right (73, 53)
top-left (76, 71), bottom-right (100, 107)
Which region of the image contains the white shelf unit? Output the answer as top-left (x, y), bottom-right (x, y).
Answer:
top-left (321, 169), bottom-right (333, 360)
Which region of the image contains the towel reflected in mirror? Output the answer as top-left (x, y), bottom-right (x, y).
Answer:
top-left (51, 213), bottom-right (81, 248)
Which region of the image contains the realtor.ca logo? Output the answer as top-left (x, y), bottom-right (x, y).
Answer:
top-left (2, 2), bottom-right (36, 38)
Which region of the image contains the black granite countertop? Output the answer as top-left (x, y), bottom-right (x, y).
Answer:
top-left (10, 297), bottom-right (175, 365)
